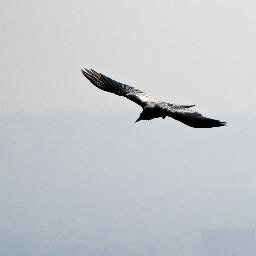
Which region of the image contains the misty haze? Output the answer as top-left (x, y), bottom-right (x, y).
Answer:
top-left (1, 112), bottom-right (255, 255)
top-left (1, 0), bottom-right (256, 255)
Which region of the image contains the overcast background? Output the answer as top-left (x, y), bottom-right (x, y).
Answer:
top-left (1, 0), bottom-right (256, 256)
top-left (1, 0), bottom-right (256, 114)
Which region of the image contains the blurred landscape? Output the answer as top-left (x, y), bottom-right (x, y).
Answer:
top-left (1, 111), bottom-right (255, 256)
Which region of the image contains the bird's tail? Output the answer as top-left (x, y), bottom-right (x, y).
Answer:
top-left (180, 104), bottom-right (196, 108)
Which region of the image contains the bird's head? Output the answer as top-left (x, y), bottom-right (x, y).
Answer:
top-left (135, 111), bottom-right (147, 123)
top-left (135, 116), bottom-right (142, 123)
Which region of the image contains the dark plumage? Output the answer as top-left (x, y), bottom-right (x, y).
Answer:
top-left (81, 68), bottom-right (226, 128)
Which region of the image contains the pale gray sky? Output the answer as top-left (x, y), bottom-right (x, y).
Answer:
top-left (1, 0), bottom-right (256, 114)
top-left (1, 2), bottom-right (256, 254)
top-left (1, 113), bottom-right (256, 256)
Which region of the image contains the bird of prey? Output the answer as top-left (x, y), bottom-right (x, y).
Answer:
top-left (81, 69), bottom-right (226, 128)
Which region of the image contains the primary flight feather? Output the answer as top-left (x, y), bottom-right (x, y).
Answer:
top-left (81, 68), bottom-right (226, 128)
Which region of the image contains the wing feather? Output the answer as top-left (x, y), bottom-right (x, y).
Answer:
top-left (81, 69), bottom-right (155, 107)
top-left (159, 102), bottom-right (226, 128)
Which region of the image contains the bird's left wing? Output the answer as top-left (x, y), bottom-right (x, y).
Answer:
top-left (159, 102), bottom-right (226, 128)
top-left (81, 69), bottom-right (155, 107)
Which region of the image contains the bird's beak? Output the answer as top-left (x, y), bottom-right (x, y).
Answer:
top-left (135, 117), bottom-right (141, 123)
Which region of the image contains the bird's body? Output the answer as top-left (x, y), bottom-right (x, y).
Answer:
top-left (81, 69), bottom-right (226, 128)
top-left (137, 102), bottom-right (163, 121)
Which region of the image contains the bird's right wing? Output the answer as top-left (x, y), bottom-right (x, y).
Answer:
top-left (159, 102), bottom-right (226, 128)
top-left (81, 69), bottom-right (155, 107)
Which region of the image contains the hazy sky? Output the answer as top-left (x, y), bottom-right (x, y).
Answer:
top-left (1, 0), bottom-right (256, 114)
top-left (1, 113), bottom-right (256, 256)
top-left (1, 2), bottom-right (256, 254)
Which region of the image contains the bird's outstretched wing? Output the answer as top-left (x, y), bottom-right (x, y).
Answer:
top-left (81, 69), bottom-right (155, 107)
top-left (159, 102), bottom-right (226, 128)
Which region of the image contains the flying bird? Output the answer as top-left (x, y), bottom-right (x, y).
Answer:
top-left (81, 69), bottom-right (226, 128)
